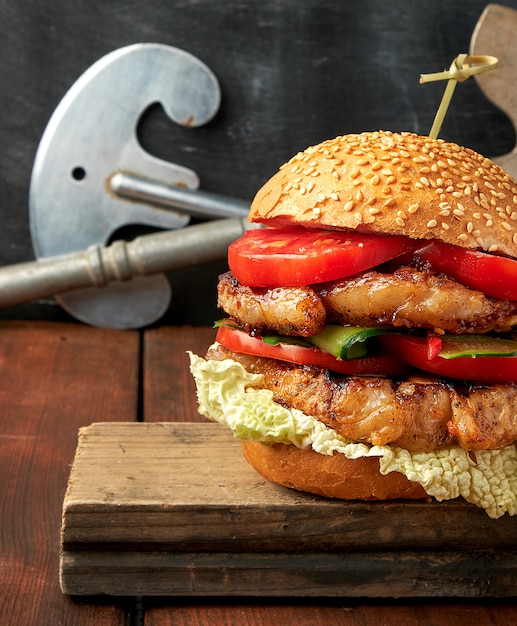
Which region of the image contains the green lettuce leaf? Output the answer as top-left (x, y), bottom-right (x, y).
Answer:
top-left (188, 349), bottom-right (517, 518)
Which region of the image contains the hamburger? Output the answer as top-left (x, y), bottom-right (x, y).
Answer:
top-left (189, 130), bottom-right (517, 518)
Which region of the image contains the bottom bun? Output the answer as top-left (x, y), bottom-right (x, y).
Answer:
top-left (241, 441), bottom-right (429, 501)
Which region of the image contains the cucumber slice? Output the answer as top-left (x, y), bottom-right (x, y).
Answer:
top-left (438, 335), bottom-right (517, 359)
top-left (308, 325), bottom-right (389, 360)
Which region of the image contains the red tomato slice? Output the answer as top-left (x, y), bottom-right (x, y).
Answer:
top-left (415, 240), bottom-right (517, 301)
top-left (228, 227), bottom-right (416, 287)
top-left (380, 334), bottom-right (517, 382)
top-left (216, 324), bottom-right (408, 377)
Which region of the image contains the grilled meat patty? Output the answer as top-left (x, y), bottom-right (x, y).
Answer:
top-left (207, 344), bottom-right (517, 453)
top-left (218, 267), bottom-right (517, 336)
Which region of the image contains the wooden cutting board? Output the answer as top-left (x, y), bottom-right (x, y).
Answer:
top-left (60, 421), bottom-right (517, 597)
top-left (471, 3), bottom-right (517, 178)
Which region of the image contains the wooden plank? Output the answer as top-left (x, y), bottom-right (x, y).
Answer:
top-left (143, 325), bottom-right (216, 423)
top-left (143, 601), bottom-right (517, 626)
top-left (60, 549), bottom-right (517, 598)
top-left (0, 321), bottom-right (138, 624)
top-left (60, 421), bottom-right (517, 597)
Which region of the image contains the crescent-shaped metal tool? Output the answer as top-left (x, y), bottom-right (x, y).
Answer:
top-left (29, 43), bottom-right (226, 328)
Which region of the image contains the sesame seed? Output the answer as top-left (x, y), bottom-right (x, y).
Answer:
top-left (442, 222), bottom-right (450, 230)
top-left (350, 169), bottom-right (360, 179)
top-left (317, 192), bottom-right (326, 202)
top-left (306, 181), bottom-right (315, 193)
top-left (299, 185), bottom-right (306, 195)
top-left (344, 201), bottom-right (354, 212)
top-left (372, 162), bottom-right (382, 171)
top-left (330, 192), bottom-right (339, 201)
top-left (467, 222), bottom-right (474, 233)
top-left (407, 203), bottom-right (419, 214)
top-left (396, 217), bottom-right (405, 227)
top-left (457, 233), bottom-right (468, 242)
top-left (427, 219), bottom-right (438, 228)
top-left (369, 207), bottom-right (381, 215)
top-left (502, 222), bottom-right (512, 231)
top-left (489, 244), bottom-right (498, 252)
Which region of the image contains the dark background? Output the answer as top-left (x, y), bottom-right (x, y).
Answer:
top-left (1, 0), bottom-right (516, 326)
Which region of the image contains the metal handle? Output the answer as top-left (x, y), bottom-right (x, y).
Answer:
top-left (110, 171), bottom-right (250, 220)
top-left (0, 218), bottom-right (258, 308)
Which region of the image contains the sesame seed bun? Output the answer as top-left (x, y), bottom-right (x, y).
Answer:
top-left (249, 131), bottom-right (517, 258)
top-left (241, 440), bottom-right (428, 501)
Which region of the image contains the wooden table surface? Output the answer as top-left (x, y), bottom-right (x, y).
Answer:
top-left (1, 320), bottom-right (517, 625)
